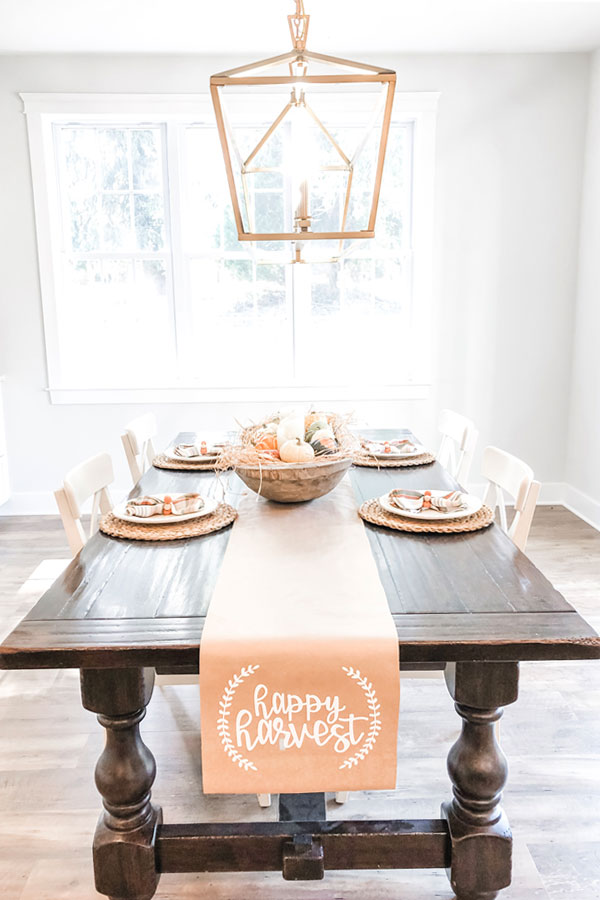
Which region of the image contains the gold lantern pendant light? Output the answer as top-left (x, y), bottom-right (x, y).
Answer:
top-left (210, 1), bottom-right (396, 261)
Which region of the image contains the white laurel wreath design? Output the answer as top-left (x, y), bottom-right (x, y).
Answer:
top-left (339, 666), bottom-right (382, 769)
top-left (217, 664), bottom-right (261, 771)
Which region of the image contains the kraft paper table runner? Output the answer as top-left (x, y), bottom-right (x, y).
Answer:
top-left (200, 476), bottom-right (400, 794)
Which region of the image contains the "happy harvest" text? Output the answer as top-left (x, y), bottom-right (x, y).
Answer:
top-left (235, 684), bottom-right (368, 754)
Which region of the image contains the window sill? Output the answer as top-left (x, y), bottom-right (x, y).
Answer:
top-left (47, 384), bottom-right (431, 405)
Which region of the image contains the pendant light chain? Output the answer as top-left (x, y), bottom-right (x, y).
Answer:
top-left (288, 0), bottom-right (310, 52)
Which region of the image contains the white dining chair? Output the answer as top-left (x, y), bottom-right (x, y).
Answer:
top-left (437, 409), bottom-right (479, 485)
top-left (482, 446), bottom-right (541, 552)
top-left (54, 452), bottom-right (114, 557)
top-left (121, 413), bottom-right (158, 483)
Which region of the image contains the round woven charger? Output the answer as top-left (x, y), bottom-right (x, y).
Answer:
top-left (358, 499), bottom-right (494, 534)
top-left (152, 453), bottom-right (224, 472)
top-left (353, 451), bottom-right (435, 468)
top-left (99, 503), bottom-right (237, 542)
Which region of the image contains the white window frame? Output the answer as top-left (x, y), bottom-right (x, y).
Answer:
top-left (22, 91), bottom-right (439, 405)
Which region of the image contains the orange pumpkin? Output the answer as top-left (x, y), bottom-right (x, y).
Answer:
top-left (255, 434), bottom-right (278, 452)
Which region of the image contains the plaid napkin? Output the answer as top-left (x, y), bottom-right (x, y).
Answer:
top-left (363, 439), bottom-right (418, 457)
top-left (171, 493), bottom-right (204, 514)
top-left (125, 495), bottom-right (164, 517)
top-left (388, 489), bottom-right (466, 514)
top-left (174, 442), bottom-right (214, 458)
top-left (125, 493), bottom-right (204, 517)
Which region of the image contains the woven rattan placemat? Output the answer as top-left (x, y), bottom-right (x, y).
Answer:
top-left (358, 498), bottom-right (494, 534)
top-left (353, 451), bottom-right (435, 468)
top-left (99, 503), bottom-right (237, 541)
top-left (152, 453), bottom-right (225, 472)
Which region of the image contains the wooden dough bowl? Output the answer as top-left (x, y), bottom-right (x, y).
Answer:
top-left (235, 457), bottom-right (352, 503)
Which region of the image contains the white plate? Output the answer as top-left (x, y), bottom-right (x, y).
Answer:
top-left (363, 441), bottom-right (428, 460)
top-left (379, 490), bottom-right (482, 521)
top-left (165, 445), bottom-right (220, 463)
top-left (113, 495), bottom-right (219, 525)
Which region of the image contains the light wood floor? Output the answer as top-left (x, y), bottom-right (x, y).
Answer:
top-left (0, 507), bottom-right (599, 899)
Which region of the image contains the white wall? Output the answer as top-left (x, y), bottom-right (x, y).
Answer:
top-left (0, 53), bottom-right (590, 512)
top-left (566, 48), bottom-right (600, 528)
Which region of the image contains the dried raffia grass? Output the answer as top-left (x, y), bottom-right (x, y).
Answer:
top-left (214, 411), bottom-right (359, 478)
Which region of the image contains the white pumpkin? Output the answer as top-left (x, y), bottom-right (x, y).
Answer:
top-left (310, 426), bottom-right (335, 444)
top-left (279, 438), bottom-right (315, 463)
top-left (276, 413), bottom-right (305, 449)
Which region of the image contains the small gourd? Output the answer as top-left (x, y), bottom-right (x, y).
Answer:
top-left (305, 419), bottom-right (329, 442)
top-left (279, 438), bottom-right (315, 463)
top-left (310, 426), bottom-right (335, 444)
top-left (311, 436), bottom-right (336, 456)
top-left (255, 433), bottom-right (278, 453)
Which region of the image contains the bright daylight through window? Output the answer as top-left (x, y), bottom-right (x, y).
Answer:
top-left (25, 94), bottom-right (436, 402)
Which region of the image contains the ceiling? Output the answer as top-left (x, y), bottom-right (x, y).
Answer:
top-left (2, 0), bottom-right (600, 55)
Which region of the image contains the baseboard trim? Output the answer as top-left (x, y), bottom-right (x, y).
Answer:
top-left (0, 492), bottom-right (57, 516)
top-left (562, 484), bottom-right (600, 532)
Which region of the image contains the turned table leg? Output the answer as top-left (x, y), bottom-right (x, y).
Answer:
top-left (442, 661), bottom-right (519, 900)
top-left (80, 667), bottom-right (162, 900)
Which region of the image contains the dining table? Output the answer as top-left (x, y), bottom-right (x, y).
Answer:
top-left (1, 428), bottom-right (599, 900)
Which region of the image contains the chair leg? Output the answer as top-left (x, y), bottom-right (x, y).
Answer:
top-left (334, 791), bottom-right (349, 805)
top-left (257, 793), bottom-right (272, 808)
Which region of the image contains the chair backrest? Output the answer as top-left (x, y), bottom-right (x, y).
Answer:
top-left (54, 452), bottom-right (114, 556)
top-left (437, 409), bottom-right (479, 484)
top-left (121, 413), bottom-right (157, 483)
top-left (482, 445), bottom-right (541, 552)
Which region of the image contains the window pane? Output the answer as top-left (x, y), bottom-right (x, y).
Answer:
top-left (56, 125), bottom-right (167, 254)
top-left (188, 258), bottom-right (291, 386)
top-left (69, 194), bottom-right (100, 253)
top-left (57, 257), bottom-right (175, 387)
top-left (53, 123), bottom-right (174, 387)
top-left (183, 127), bottom-right (226, 251)
top-left (132, 129), bottom-right (162, 190)
top-left (102, 193), bottom-right (132, 251)
top-left (373, 124), bottom-right (412, 252)
top-left (134, 193), bottom-right (165, 251)
top-left (294, 254), bottom-right (410, 385)
top-left (62, 128), bottom-right (99, 192)
top-left (100, 129), bottom-right (128, 191)
top-left (254, 189), bottom-right (285, 234)
top-left (61, 129), bottom-right (101, 252)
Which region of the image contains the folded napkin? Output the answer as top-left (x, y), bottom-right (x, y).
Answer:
top-left (125, 495), bottom-right (164, 518)
top-left (171, 493), bottom-right (204, 515)
top-left (363, 439), bottom-right (418, 457)
top-left (125, 493), bottom-right (204, 518)
top-left (388, 489), bottom-right (466, 514)
top-left (174, 442), bottom-right (215, 458)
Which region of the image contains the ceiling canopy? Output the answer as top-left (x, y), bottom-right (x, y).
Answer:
top-left (2, 1), bottom-right (600, 54)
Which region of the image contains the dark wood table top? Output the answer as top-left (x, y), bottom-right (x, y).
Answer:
top-left (1, 430), bottom-right (598, 670)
